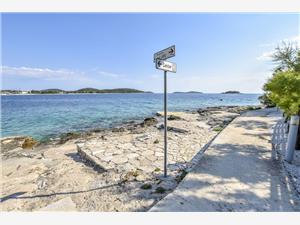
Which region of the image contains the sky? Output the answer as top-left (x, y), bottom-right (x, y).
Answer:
top-left (1, 13), bottom-right (299, 93)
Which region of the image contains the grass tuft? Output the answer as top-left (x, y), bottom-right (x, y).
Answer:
top-left (213, 127), bottom-right (223, 132)
top-left (140, 183), bottom-right (152, 190)
top-left (155, 186), bottom-right (166, 194)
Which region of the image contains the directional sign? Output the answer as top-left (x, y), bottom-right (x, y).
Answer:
top-left (153, 45), bottom-right (175, 62)
top-left (153, 45), bottom-right (177, 178)
top-left (156, 60), bottom-right (177, 73)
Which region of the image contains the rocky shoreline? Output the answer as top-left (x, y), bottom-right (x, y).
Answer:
top-left (1, 105), bottom-right (261, 211)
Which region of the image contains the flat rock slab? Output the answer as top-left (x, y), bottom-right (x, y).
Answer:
top-left (38, 197), bottom-right (77, 211)
top-left (76, 111), bottom-right (232, 176)
top-left (150, 108), bottom-right (300, 212)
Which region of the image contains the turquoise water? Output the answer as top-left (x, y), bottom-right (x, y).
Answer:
top-left (1, 93), bottom-right (261, 140)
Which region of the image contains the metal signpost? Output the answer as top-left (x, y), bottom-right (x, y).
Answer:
top-left (153, 45), bottom-right (176, 177)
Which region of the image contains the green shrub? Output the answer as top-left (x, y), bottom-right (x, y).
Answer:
top-left (265, 71), bottom-right (300, 116)
top-left (258, 93), bottom-right (276, 108)
top-left (154, 187), bottom-right (166, 194)
top-left (213, 127), bottom-right (223, 132)
top-left (261, 42), bottom-right (300, 116)
top-left (154, 168), bottom-right (160, 172)
top-left (140, 183), bottom-right (152, 190)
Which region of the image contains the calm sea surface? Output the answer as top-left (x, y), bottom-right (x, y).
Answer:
top-left (1, 93), bottom-right (261, 141)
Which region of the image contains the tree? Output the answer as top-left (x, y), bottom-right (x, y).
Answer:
top-left (264, 41), bottom-right (300, 151)
top-left (263, 42), bottom-right (300, 116)
top-left (264, 71), bottom-right (300, 116)
top-left (260, 42), bottom-right (299, 110)
top-left (272, 42), bottom-right (300, 72)
top-left (258, 93), bottom-right (275, 108)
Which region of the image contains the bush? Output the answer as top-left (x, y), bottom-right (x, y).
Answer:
top-left (213, 127), bottom-right (223, 132)
top-left (262, 42), bottom-right (300, 151)
top-left (154, 187), bottom-right (166, 194)
top-left (140, 183), bottom-right (152, 190)
top-left (258, 93), bottom-right (275, 108)
top-left (264, 71), bottom-right (300, 116)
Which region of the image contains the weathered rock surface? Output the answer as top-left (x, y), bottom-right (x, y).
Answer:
top-left (22, 137), bottom-right (38, 149)
top-left (156, 124), bottom-right (189, 133)
top-left (1, 136), bottom-right (40, 160)
top-left (168, 115), bottom-right (183, 121)
top-left (1, 106), bottom-right (254, 212)
top-left (38, 197), bottom-right (77, 211)
top-left (141, 117), bottom-right (158, 127)
top-left (1, 136), bottom-right (30, 152)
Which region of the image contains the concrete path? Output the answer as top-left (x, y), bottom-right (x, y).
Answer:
top-left (150, 108), bottom-right (300, 211)
top-left (38, 197), bottom-right (77, 211)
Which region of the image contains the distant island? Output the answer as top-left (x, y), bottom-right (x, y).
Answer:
top-left (222, 91), bottom-right (241, 94)
top-left (173, 91), bottom-right (203, 94)
top-left (0, 88), bottom-right (147, 95)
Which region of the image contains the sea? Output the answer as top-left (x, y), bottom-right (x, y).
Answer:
top-left (1, 93), bottom-right (261, 141)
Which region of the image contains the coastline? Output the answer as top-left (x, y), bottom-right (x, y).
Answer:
top-left (0, 92), bottom-right (262, 97)
top-left (1, 104), bottom-right (262, 145)
top-left (1, 93), bottom-right (262, 141)
top-left (1, 105), bottom-right (262, 211)
top-left (0, 92), bottom-right (149, 96)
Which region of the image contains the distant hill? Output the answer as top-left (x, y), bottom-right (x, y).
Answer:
top-left (73, 88), bottom-right (144, 93)
top-left (222, 91), bottom-right (241, 94)
top-left (73, 88), bottom-right (101, 93)
top-left (31, 89), bottom-right (65, 94)
top-left (1, 88), bottom-right (146, 95)
top-left (173, 91), bottom-right (203, 94)
top-left (0, 89), bottom-right (23, 94)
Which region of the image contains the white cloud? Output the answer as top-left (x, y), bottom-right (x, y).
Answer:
top-left (257, 34), bottom-right (300, 61)
top-left (1, 65), bottom-right (89, 82)
top-left (87, 67), bottom-right (124, 79)
top-left (282, 35), bottom-right (300, 45)
top-left (260, 34), bottom-right (300, 48)
top-left (0, 65), bottom-right (126, 82)
top-left (165, 70), bottom-right (272, 94)
top-left (0, 65), bottom-right (145, 90)
top-left (256, 50), bottom-right (275, 61)
top-left (259, 43), bottom-right (275, 47)
top-left (96, 71), bottom-right (121, 78)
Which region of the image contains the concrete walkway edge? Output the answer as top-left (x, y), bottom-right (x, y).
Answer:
top-left (150, 108), bottom-right (300, 212)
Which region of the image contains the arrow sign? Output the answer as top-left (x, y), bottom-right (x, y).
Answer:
top-left (153, 45), bottom-right (175, 62)
top-left (153, 46), bottom-right (177, 178)
top-left (156, 59), bottom-right (177, 73)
